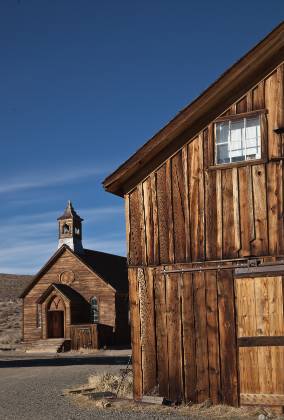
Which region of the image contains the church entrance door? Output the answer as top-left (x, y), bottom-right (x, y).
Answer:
top-left (48, 311), bottom-right (64, 338)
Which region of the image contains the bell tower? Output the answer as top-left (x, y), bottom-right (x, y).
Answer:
top-left (57, 201), bottom-right (84, 254)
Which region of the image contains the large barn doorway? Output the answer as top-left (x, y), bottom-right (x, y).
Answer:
top-left (235, 275), bottom-right (284, 406)
top-left (47, 295), bottom-right (65, 338)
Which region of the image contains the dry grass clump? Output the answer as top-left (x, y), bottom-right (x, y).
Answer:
top-left (88, 370), bottom-right (133, 398)
top-left (184, 402), bottom-right (270, 418)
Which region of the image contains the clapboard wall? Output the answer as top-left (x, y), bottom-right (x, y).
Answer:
top-left (126, 64), bottom-right (284, 267)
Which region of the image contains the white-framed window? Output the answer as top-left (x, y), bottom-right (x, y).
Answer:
top-left (90, 297), bottom-right (99, 323)
top-left (215, 115), bottom-right (261, 165)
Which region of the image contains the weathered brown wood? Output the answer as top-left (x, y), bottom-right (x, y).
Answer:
top-left (240, 393), bottom-right (284, 406)
top-left (217, 270), bottom-right (238, 406)
top-left (193, 272), bottom-right (209, 402)
top-left (171, 152), bottom-right (186, 262)
top-left (188, 136), bottom-right (204, 261)
top-left (267, 162), bottom-right (284, 255)
top-left (129, 188), bottom-right (143, 265)
top-left (205, 271), bottom-right (221, 404)
top-left (129, 268), bottom-right (143, 400)
top-left (142, 179), bottom-right (154, 265)
top-left (150, 173), bottom-right (160, 265)
top-left (166, 272), bottom-right (183, 401)
top-left (156, 164), bottom-right (170, 264)
top-left (251, 164), bottom-right (268, 256)
top-left (137, 268), bottom-right (157, 394)
top-left (166, 160), bottom-right (175, 264)
top-left (154, 270), bottom-right (169, 397)
top-left (238, 166), bottom-right (255, 256)
top-left (180, 272), bottom-right (196, 402)
top-left (182, 146), bottom-right (191, 261)
top-left (222, 169), bottom-right (240, 258)
top-left (238, 336), bottom-right (284, 347)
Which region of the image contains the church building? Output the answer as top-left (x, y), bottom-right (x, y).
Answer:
top-left (21, 201), bottom-right (129, 352)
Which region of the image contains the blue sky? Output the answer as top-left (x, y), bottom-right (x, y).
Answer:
top-left (0, 1), bottom-right (282, 274)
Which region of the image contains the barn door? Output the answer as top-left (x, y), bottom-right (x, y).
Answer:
top-left (235, 276), bottom-right (284, 407)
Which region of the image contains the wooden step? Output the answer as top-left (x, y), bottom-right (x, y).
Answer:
top-left (25, 339), bottom-right (69, 353)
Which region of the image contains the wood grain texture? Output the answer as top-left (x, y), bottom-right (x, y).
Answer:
top-left (129, 268), bottom-right (143, 399)
top-left (217, 270), bottom-right (238, 405)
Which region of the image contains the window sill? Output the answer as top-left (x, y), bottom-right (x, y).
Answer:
top-left (206, 158), bottom-right (267, 171)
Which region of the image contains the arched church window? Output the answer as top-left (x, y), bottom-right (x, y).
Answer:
top-left (75, 227), bottom-right (80, 236)
top-left (90, 297), bottom-right (99, 323)
top-left (36, 304), bottom-right (42, 328)
top-left (62, 223), bottom-right (70, 234)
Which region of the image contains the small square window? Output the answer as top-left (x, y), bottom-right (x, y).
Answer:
top-left (215, 115), bottom-right (261, 165)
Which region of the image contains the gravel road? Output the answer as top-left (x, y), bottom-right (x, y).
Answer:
top-left (0, 351), bottom-right (190, 420)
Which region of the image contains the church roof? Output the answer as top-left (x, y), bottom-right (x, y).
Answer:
top-left (57, 200), bottom-right (83, 221)
top-left (20, 245), bottom-right (128, 298)
top-left (103, 22), bottom-right (284, 196)
top-left (36, 283), bottom-right (89, 304)
top-left (80, 249), bottom-right (128, 293)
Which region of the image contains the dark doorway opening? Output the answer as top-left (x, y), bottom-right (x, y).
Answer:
top-left (47, 311), bottom-right (64, 338)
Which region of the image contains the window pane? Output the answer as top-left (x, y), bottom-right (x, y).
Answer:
top-left (215, 115), bottom-right (261, 165)
top-left (230, 119), bottom-right (244, 158)
top-left (216, 121), bottom-right (229, 144)
top-left (216, 144), bottom-right (230, 163)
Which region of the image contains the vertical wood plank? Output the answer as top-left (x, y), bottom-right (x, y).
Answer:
top-left (138, 268), bottom-right (157, 394)
top-left (150, 173), bottom-right (160, 265)
top-left (205, 271), bottom-right (221, 404)
top-left (251, 164), bottom-right (268, 256)
top-left (217, 270), bottom-right (238, 406)
top-left (265, 70), bottom-right (281, 158)
top-left (137, 184), bottom-right (147, 265)
top-left (128, 268), bottom-right (142, 399)
top-left (142, 178), bottom-right (154, 265)
top-left (181, 272), bottom-right (197, 402)
top-left (154, 269), bottom-right (169, 397)
top-left (182, 146), bottom-right (191, 261)
top-left (222, 169), bottom-right (240, 258)
top-left (252, 80), bottom-right (265, 110)
top-left (267, 162), bottom-right (284, 256)
top-left (172, 151), bottom-right (186, 262)
top-left (166, 272), bottom-right (183, 401)
top-left (166, 160), bottom-right (175, 264)
top-left (156, 164), bottom-right (170, 264)
top-left (238, 166), bottom-right (255, 257)
top-left (188, 136), bottom-right (205, 261)
top-left (129, 189), bottom-right (143, 266)
top-left (124, 194), bottom-right (130, 263)
top-left (205, 170), bottom-right (222, 259)
top-left (193, 271), bottom-right (209, 402)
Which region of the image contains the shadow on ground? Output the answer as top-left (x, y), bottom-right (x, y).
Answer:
top-left (0, 355), bottom-right (131, 368)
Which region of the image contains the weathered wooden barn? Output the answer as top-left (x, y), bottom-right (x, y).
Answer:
top-left (103, 23), bottom-right (284, 409)
top-left (21, 201), bottom-right (130, 352)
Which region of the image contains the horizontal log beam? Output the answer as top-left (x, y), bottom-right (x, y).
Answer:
top-left (238, 336), bottom-right (284, 347)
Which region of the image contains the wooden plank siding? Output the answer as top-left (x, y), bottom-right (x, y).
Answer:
top-left (127, 66), bottom-right (284, 267)
top-left (126, 62), bottom-right (284, 407)
top-left (129, 266), bottom-right (238, 405)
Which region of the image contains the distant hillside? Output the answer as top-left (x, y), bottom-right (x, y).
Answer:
top-left (0, 273), bottom-right (34, 299)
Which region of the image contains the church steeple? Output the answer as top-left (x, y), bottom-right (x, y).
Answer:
top-left (57, 201), bottom-right (84, 254)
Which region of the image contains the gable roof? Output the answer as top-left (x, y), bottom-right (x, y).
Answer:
top-left (103, 22), bottom-right (284, 197)
top-left (20, 245), bottom-right (128, 298)
top-left (36, 283), bottom-right (91, 306)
